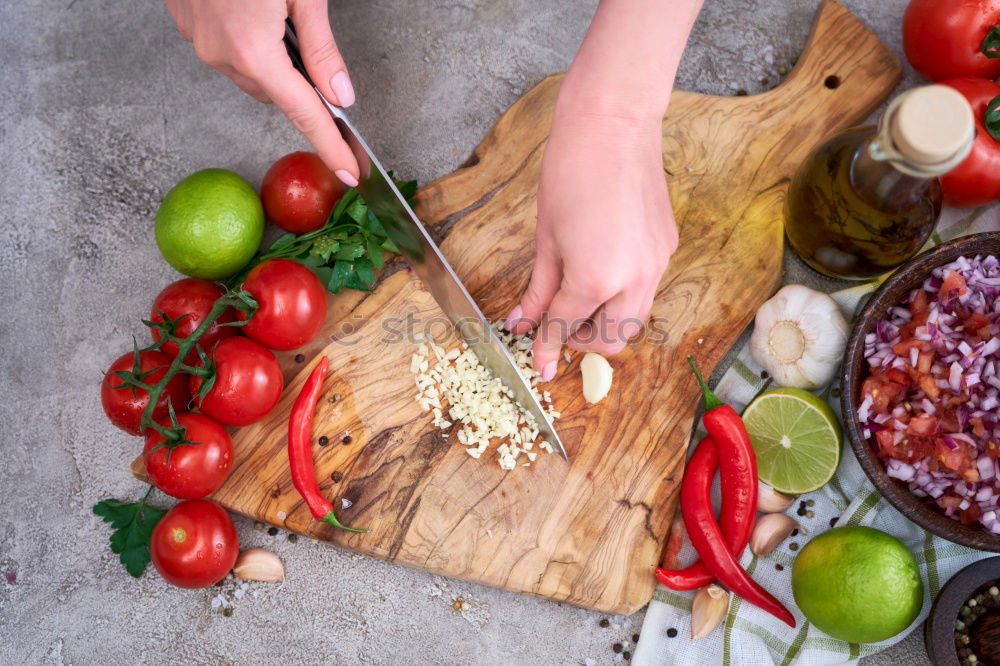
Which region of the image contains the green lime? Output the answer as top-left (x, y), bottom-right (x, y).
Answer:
top-left (155, 168), bottom-right (264, 280)
top-left (742, 387), bottom-right (841, 494)
top-left (792, 527), bottom-right (923, 643)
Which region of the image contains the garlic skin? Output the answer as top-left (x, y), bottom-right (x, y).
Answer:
top-left (749, 513), bottom-right (799, 557)
top-left (233, 548), bottom-right (285, 582)
top-left (757, 481), bottom-right (796, 513)
top-left (580, 352), bottom-right (613, 404)
top-left (749, 284), bottom-right (848, 389)
top-left (691, 584), bottom-right (730, 640)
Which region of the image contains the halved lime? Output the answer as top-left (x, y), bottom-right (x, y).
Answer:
top-left (742, 388), bottom-right (842, 494)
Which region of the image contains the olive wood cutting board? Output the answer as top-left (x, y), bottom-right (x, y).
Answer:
top-left (134, 0), bottom-right (901, 613)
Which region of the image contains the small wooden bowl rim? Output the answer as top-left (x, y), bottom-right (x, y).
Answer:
top-left (924, 556), bottom-right (1000, 666)
top-left (840, 232), bottom-right (1000, 553)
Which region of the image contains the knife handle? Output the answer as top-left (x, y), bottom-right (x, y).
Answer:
top-left (283, 19), bottom-right (314, 87)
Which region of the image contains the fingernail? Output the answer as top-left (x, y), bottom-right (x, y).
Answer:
top-left (504, 305), bottom-right (523, 331)
top-left (623, 321), bottom-right (642, 339)
top-left (335, 170), bottom-right (359, 187)
top-left (330, 70), bottom-right (355, 107)
top-left (541, 360), bottom-right (557, 382)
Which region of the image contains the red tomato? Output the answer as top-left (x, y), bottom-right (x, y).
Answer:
top-left (101, 350), bottom-right (189, 435)
top-left (261, 151), bottom-right (345, 233)
top-left (149, 278), bottom-right (238, 363)
top-left (150, 499), bottom-right (238, 588)
top-left (938, 269), bottom-right (969, 302)
top-left (190, 336), bottom-right (283, 427)
top-left (940, 78), bottom-right (1000, 207)
top-left (934, 438), bottom-right (977, 479)
top-left (903, 0), bottom-right (1000, 81)
top-left (239, 259), bottom-right (327, 351)
top-left (143, 412), bottom-right (233, 499)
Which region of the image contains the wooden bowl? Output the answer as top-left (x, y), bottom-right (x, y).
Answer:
top-left (840, 233), bottom-right (1000, 553)
top-left (925, 556), bottom-right (1000, 666)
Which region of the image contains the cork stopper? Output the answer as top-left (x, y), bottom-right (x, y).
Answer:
top-left (888, 85), bottom-right (975, 173)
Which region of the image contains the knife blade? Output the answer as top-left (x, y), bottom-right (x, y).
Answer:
top-left (282, 22), bottom-right (567, 460)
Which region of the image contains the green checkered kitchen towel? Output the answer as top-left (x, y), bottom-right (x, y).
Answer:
top-left (633, 205), bottom-right (999, 666)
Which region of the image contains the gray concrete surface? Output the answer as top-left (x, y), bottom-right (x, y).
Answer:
top-left (0, 0), bottom-right (931, 663)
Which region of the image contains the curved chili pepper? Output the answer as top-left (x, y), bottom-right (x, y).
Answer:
top-left (656, 433), bottom-right (755, 590)
top-left (678, 356), bottom-right (794, 627)
top-left (288, 356), bottom-right (367, 533)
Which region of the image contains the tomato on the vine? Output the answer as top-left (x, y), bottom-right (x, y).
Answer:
top-left (101, 350), bottom-right (190, 435)
top-left (239, 259), bottom-right (327, 351)
top-left (903, 0), bottom-right (1000, 81)
top-left (149, 278), bottom-right (238, 363)
top-left (150, 499), bottom-right (238, 588)
top-left (143, 412), bottom-right (233, 499)
top-left (190, 336), bottom-right (283, 427)
top-left (261, 151), bottom-right (345, 233)
top-left (940, 77), bottom-right (1000, 208)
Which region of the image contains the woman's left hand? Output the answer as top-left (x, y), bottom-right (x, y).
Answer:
top-left (505, 112), bottom-right (677, 380)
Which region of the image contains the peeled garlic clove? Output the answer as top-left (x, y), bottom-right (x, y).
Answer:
top-left (691, 584), bottom-right (730, 640)
top-left (580, 352), bottom-right (613, 404)
top-left (757, 481), bottom-right (796, 514)
top-left (233, 548), bottom-right (285, 582)
top-left (749, 513), bottom-right (799, 557)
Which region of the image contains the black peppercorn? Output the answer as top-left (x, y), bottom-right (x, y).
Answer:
top-left (632, 633), bottom-right (640, 643)
top-left (612, 643), bottom-right (623, 653)
top-left (294, 353), bottom-right (305, 363)
top-left (829, 516), bottom-right (840, 528)
top-left (623, 651), bottom-right (631, 661)
top-left (791, 529), bottom-right (799, 537)
top-left (267, 526), bottom-right (278, 536)
top-left (775, 563), bottom-right (784, 571)
top-left (342, 435), bottom-right (352, 444)
top-left (332, 471), bottom-right (343, 482)
top-left (666, 628), bottom-right (677, 638)
top-left (222, 607), bottom-right (233, 617)
top-left (599, 619), bottom-right (609, 628)
top-left (318, 436), bottom-right (329, 446)
top-left (288, 533), bottom-right (298, 543)
top-left (789, 542), bottom-right (799, 551)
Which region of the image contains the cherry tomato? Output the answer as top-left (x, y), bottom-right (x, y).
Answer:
top-left (903, 0), bottom-right (1000, 81)
top-left (101, 350), bottom-right (190, 435)
top-left (239, 259), bottom-right (327, 351)
top-left (261, 151), bottom-right (345, 233)
top-left (143, 412), bottom-right (233, 499)
top-left (940, 78), bottom-right (1000, 208)
top-left (190, 336), bottom-right (283, 427)
top-left (149, 278), bottom-right (238, 363)
top-left (150, 499), bottom-right (238, 588)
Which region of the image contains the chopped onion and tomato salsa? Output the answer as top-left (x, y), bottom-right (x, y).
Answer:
top-left (859, 254), bottom-right (1000, 534)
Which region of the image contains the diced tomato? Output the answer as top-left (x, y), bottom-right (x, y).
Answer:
top-left (960, 503), bottom-right (982, 526)
top-left (971, 417), bottom-right (987, 438)
top-left (964, 312), bottom-right (990, 333)
top-left (987, 440), bottom-right (1000, 459)
top-left (886, 368), bottom-right (911, 386)
top-left (919, 375), bottom-right (941, 399)
top-left (938, 270), bottom-right (968, 302)
top-left (917, 351), bottom-right (933, 373)
top-left (938, 406), bottom-right (962, 433)
top-left (875, 430), bottom-right (896, 458)
top-left (898, 310), bottom-right (930, 341)
top-left (934, 438), bottom-right (976, 476)
top-left (863, 374), bottom-right (907, 413)
top-left (906, 414), bottom-right (938, 436)
top-left (911, 289), bottom-right (929, 314)
top-left (893, 338), bottom-right (931, 355)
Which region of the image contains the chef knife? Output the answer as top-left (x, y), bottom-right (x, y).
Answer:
top-left (282, 22), bottom-right (567, 460)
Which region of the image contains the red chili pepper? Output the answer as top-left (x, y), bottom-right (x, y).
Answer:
top-left (288, 357), bottom-right (367, 533)
top-left (656, 433), bottom-right (756, 590)
top-left (674, 356), bottom-right (795, 627)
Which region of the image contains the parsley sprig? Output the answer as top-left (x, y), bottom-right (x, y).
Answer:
top-left (93, 486), bottom-right (167, 578)
top-left (228, 178), bottom-right (417, 294)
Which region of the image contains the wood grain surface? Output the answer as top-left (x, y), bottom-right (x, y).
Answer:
top-left (133, 0), bottom-right (901, 613)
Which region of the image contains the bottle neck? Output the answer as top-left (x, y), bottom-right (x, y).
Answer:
top-left (850, 132), bottom-right (935, 214)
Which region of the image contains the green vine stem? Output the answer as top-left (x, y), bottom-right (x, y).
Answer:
top-left (113, 290), bottom-right (257, 438)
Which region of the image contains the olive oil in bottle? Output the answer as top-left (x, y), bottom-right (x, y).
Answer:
top-left (785, 85), bottom-right (975, 280)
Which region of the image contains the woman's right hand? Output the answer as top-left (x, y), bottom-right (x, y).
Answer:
top-left (164, 0), bottom-right (360, 185)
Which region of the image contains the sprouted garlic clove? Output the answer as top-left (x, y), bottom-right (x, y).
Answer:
top-left (691, 584), bottom-right (730, 640)
top-left (749, 513), bottom-right (799, 557)
top-left (233, 548), bottom-right (285, 582)
top-left (580, 352), bottom-right (613, 404)
top-left (757, 481), bottom-right (796, 513)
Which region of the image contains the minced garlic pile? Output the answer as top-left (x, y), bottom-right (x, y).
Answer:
top-left (411, 323), bottom-right (560, 470)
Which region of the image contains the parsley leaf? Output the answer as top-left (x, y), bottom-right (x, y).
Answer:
top-left (93, 489), bottom-right (167, 578)
top-left (227, 175), bottom-right (417, 294)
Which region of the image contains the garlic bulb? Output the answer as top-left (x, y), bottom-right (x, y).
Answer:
top-left (749, 285), bottom-right (848, 389)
